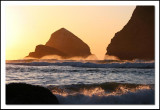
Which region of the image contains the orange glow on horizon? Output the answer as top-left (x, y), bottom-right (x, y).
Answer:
top-left (5, 6), bottom-right (136, 60)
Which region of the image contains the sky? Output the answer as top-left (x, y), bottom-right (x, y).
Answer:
top-left (5, 6), bottom-right (136, 60)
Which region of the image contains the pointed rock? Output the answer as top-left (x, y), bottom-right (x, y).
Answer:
top-left (26, 28), bottom-right (92, 59)
top-left (45, 28), bottom-right (91, 57)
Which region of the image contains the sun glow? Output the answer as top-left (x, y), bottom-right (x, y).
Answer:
top-left (5, 6), bottom-right (136, 60)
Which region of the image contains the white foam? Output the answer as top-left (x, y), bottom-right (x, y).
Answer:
top-left (56, 89), bottom-right (154, 104)
top-left (9, 61), bottom-right (154, 68)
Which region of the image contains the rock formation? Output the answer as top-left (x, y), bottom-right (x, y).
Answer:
top-left (26, 28), bottom-right (91, 59)
top-left (6, 83), bottom-right (59, 104)
top-left (46, 28), bottom-right (91, 57)
top-left (106, 6), bottom-right (154, 60)
top-left (27, 45), bottom-right (67, 58)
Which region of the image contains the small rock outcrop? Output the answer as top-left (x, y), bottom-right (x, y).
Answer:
top-left (106, 6), bottom-right (154, 60)
top-left (27, 45), bottom-right (67, 58)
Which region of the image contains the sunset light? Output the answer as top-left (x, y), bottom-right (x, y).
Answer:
top-left (3, 2), bottom-right (157, 106)
top-left (5, 6), bottom-right (136, 60)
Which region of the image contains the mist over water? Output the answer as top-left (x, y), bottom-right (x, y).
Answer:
top-left (104, 55), bottom-right (120, 60)
top-left (24, 54), bottom-right (98, 61)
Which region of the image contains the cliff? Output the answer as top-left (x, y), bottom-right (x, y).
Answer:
top-left (106, 6), bottom-right (154, 60)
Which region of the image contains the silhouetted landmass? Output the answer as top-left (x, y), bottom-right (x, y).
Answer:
top-left (26, 28), bottom-right (91, 59)
top-left (6, 83), bottom-right (59, 104)
top-left (46, 28), bottom-right (91, 57)
top-left (27, 45), bottom-right (67, 58)
top-left (106, 6), bottom-right (154, 60)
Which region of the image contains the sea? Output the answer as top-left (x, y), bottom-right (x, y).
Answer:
top-left (6, 59), bottom-right (155, 104)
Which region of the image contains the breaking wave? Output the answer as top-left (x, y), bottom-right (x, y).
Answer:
top-left (47, 82), bottom-right (154, 104)
top-left (55, 89), bottom-right (154, 104)
top-left (7, 60), bottom-right (154, 68)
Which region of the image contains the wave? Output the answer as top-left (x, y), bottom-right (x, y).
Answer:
top-left (47, 82), bottom-right (154, 92)
top-left (47, 82), bottom-right (154, 104)
top-left (7, 60), bottom-right (154, 68)
top-left (55, 89), bottom-right (154, 104)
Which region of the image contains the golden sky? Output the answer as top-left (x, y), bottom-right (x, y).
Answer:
top-left (6, 6), bottom-right (136, 60)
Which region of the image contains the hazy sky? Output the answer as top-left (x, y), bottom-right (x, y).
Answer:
top-left (6, 6), bottom-right (136, 60)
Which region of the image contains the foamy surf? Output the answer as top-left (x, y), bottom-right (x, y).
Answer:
top-left (6, 59), bottom-right (155, 104)
top-left (55, 89), bottom-right (154, 104)
top-left (47, 82), bottom-right (154, 104)
top-left (6, 60), bottom-right (154, 68)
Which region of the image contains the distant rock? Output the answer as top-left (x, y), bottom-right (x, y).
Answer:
top-left (106, 6), bottom-right (154, 60)
top-left (6, 83), bottom-right (59, 104)
top-left (27, 45), bottom-right (67, 58)
top-left (26, 28), bottom-right (91, 59)
top-left (46, 28), bottom-right (91, 58)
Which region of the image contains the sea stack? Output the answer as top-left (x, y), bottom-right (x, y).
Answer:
top-left (46, 28), bottom-right (91, 57)
top-left (106, 6), bottom-right (154, 60)
top-left (26, 28), bottom-right (91, 59)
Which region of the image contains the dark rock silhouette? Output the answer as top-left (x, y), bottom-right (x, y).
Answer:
top-left (26, 28), bottom-right (91, 59)
top-left (106, 6), bottom-right (154, 60)
top-left (6, 83), bottom-right (59, 104)
top-left (27, 45), bottom-right (67, 58)
top-left (46, 28), bottom-right (91, 57)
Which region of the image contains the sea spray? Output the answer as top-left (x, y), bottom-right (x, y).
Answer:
top-left (55, 89), bottom-right (154, 104)
top-left (52, 85), bottom-right (154, 104)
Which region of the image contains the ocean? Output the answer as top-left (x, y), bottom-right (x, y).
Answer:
top-left (6, 59), bottom-right (155, 104)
